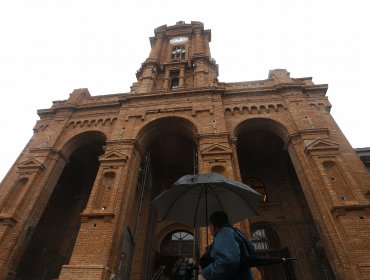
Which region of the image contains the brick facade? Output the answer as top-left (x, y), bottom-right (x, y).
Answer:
top-left (0, 21), bottom-right (369, 280)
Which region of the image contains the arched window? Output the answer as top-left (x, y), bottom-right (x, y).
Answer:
top-left (251, 224), bottom-right (280, 252)
top-left (170, 231), bottom-right (193, 241)
top-left (251, 224), bottom-right (296, 279)
top-left (160, 231), bottom-right (195, 257)
top-left (211, 165), bottom-right (226, 176)
top-left (171, 46), bottom-right (186, 60)
top-left (244, 178), bottom-right (268, 203)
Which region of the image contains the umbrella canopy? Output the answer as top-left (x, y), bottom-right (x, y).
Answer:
top-left (152, 173), bottom-right (261, 228)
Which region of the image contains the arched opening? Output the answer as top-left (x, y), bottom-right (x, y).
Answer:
top-left (128, 117), bottom-right (199, 279)
top-left (210, 165), bottom-right (226, 176)
top-left (15, 132), bottom-right (106, 280)
top-left (158, 230), bottom-right (196, 279)
top-left (251, 224), bottom-right (295, 279)
top-left (235, 119), bottom-right (334, 280)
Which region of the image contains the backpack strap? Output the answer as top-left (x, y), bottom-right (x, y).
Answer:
top-left (232, 227), bottom-right (256, 257)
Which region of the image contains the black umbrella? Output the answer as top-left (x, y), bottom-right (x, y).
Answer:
top-left (152, 173), bottom-right (262, 228)
top-left (152, 173), bottom-right (262, 277)
top-left (241, 256), bottom-right (298, 267)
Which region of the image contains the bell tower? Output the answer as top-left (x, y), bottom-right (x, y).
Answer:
top-left (131, 21), bottom-right (218, 93)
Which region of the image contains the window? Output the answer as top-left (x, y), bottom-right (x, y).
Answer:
top-left (170, 78), bottom-right (179, 90)
top-left (251, 225), bottom-right (280, 252)
top-left (170, 70), bottom-right (180, 90)
top-left (252, 228), bottom-right (270, 251)
top-left (160, 231), bottom-right (196, 257)
top-left (170, 231), bottom-right (193, 241)
top-left (171, 46), bottom-right (186, 60)
top-left (244, 178), bottom-right (268, 203)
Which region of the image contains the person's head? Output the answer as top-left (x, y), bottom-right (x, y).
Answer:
top-left (209, 211), bottom-right (229, 234)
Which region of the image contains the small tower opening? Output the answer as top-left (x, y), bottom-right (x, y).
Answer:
top-left (170, 70), bottom-right (180, 90)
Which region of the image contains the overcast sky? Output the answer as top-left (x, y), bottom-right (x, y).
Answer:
top-left (0, 0), bottom-right (369, 181)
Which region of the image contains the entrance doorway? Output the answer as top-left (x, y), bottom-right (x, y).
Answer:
top-left (251, 224), bottom-right (295, 280)
top-left (128, 117), bottom-right (199, 279)
top-left (158, 231), bottom-right (197, 280)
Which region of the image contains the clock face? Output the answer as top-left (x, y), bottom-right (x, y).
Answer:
top-left (170, 36), bottom-right (188, 45)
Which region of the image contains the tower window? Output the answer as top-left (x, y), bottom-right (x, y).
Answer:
top-left (170, 78), bottom-right (179, 90)
top-left (171, 46), bottom-right (186, 60)
top-left (170, 70), bottom-right (180, 90)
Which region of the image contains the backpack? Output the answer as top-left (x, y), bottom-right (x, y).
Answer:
top-left (232, 227), bottom-right (257, 268)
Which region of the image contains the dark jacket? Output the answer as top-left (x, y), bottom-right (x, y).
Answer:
top-left (202, 226), bottom-right (253, 280)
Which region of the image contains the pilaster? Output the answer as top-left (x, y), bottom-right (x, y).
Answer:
top-left (286, 130), bottom-right (366, 279)
top-left (59, 140), bottom-right (141, 280)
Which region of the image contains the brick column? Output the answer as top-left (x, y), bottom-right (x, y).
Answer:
top-left (179, 67), bottom-right (185, 88)
top-left (59, 140), bottom-right (142, 280)
top-left (286, 134), bottom-right (364, 279)
top-left (0, 149), bottom-right (67, 279)
top-left (149, 34), bottom-right (163, 60)
top-left (194, 31), bottom-right (203, 54)
top-left (163, 69), bottom-right (170, 90)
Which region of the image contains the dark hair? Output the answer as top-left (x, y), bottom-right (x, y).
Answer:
top-left (209, 211), bottom-right (229, 228)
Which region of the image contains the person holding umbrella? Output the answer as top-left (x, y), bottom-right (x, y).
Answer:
top-left (200, 211), bottom-right (254, 280)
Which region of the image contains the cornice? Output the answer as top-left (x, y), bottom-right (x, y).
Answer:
top-left (303, 84), bottom-right (328, 96)
top-left (80, 211), bottom-right (115, 222)
top-left (330, 204), bottom-right (370, 218)
top-left (106, 139), bottom-right (145, 158)
top-left (37, 100), bottom-right (122, 118)
top-left (196, 132), bottom-right (230, 140)
top-left (287, 128), bottom-right (330, 143)
top-left (120, 87), bottom-right (224, 104)
top-left (0, 213), bottom-right (18, 226)
top-left (224, 80), bottom-right (328, 98)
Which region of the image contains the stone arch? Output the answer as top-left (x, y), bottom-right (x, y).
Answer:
top-left (225, 107), bottom-right (232, 114)
top-left (250, 222), bottom-right (281, 251)
top-left (242, 106), bottom-right (250, 114)
top-left (60, 130), bottom-right (107, 159)
top-left (154, 224), bottom-right (194, 252)
top-left (233, 117), bottom-right (289, 144)
top-left (250, 106), bottom-right (259, 114)
top-left (136, 116), bottom-right (199, 152)
top-left (267, 104), bottom-right (276, 113)
top-left (15, 130), bottom-right (107, 279)
top-left (211, 165), bottom-right (226, 176)
top-left (277, 104), bottom-right (285, 112)
top-left (131, 117), bottom-right (199, 278)
top-left (260, 105), bottom-right (267, 113)
top-left (233, 107), bottom-right (241, 114)
top-left (234, 117), bottom-right (330, 279)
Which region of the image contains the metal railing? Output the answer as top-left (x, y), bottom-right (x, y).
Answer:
top-left (151, 266), bottom-right (166, 280)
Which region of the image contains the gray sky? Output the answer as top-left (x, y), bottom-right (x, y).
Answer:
top-left (1, 0), bottom-right (369, 181)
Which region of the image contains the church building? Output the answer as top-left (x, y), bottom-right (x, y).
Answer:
top-left (0, 21), bottom-right (369, 280)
